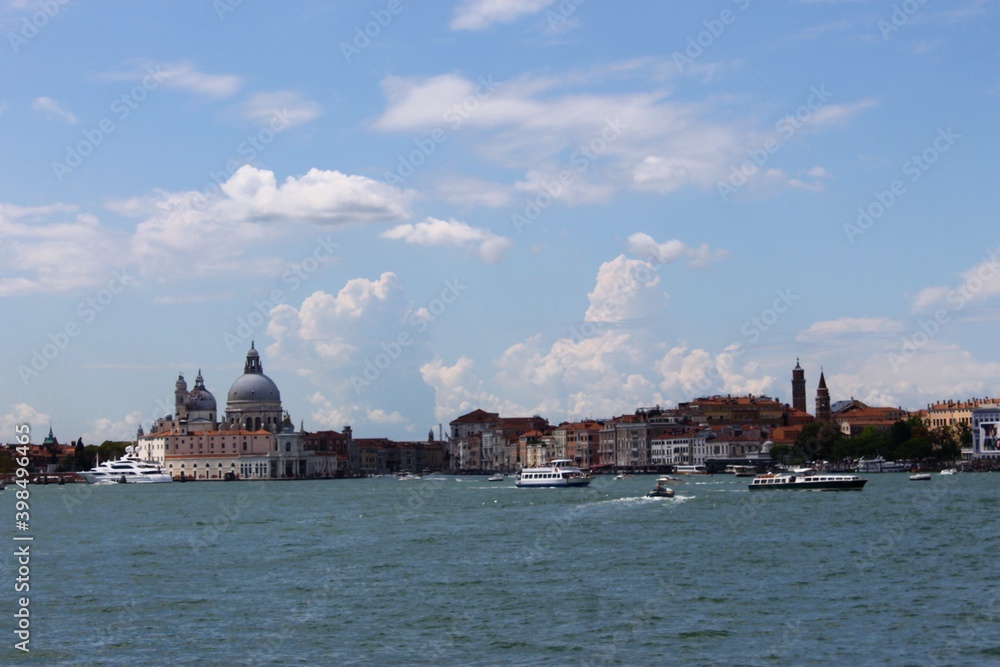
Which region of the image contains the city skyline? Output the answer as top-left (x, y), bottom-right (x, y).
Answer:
top-left (3, 1), bottom-right (999, 443)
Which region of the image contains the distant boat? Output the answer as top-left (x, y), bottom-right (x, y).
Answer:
top-left (909, 473), bottom-right (932, 481)
top-left (749, 468), bottom-right (867, 491)
top-left (487, 473), bottom-right (504, 482)
top-left (940, 468), bottom-right (958, 475)
top-left (646, 484), bottom-right (675, 498)
top-left (516, 459), bottom-right (590, 488)
top-left (674, 465), bottom-right (709, 475)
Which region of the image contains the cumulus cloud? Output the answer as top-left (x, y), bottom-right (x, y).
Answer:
top-left (266, 273), bottom-right (437, 435)
top-left (450, 0), bottom-right (556, 30)
top-left (268, 272), bottom-right (405, 367)
top-left (0, 403), bottom-right (51, 439)
top-left (117, 166), bottom-right (412, 278)
top-left (417, 257), bottom-right (776, 424)
top-left (31, 96), bottom-right (77, 124)
top-left (84, 411), bottom-right (145, 444)
top-left (584, 255), bottom-right (666, 323)
top-left (626, 232), bottom-right (728, 269)
top-left (380, 217), bottom-right (512, 263)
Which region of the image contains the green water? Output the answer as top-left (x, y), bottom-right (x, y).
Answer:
top-left (4, 472), bottom-right (998, 666)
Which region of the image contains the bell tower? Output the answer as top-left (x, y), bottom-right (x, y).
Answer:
top-left (816, 370), bottom-right (831, 422)
top-left (792, 359), bottom-right (806, 413)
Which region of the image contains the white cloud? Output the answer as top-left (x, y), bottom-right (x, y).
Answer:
top-left (118, 166), bottom-right (412, 278)
top-left (626, 232), bottom-right (728, 269)
top-left (911, 250), bottom-right (1000, 312)
top-left (373, 66), bottom-right (875, 204)
top-left (0, 204), bottom-right (126, 296)
top-left (102, 61), bottom-right (242, 99)
top-left (156, 62), bottom-right (242, 98)
top-left (822, 342), bottom-right (1000, 410)
top-left (0, 403), bottom-right (51, 440)
top-left (268, 276), bottom-right (439, 435)
top-left (420, 355), bottom-right (524, 422)
top-left (803, 98), bottom-right (878, 127)
top-left (450, 0), bottom-right (556, 30)
top-left (418, 257), bottom-right (778, 424)
top-left (435, 176), bottom-right (514, 208)
top-left (31, 96), bottom-right (77, 124)
top-left (309, 392), bottom-right (357, 430)
top-left (380, 217), bottom-right (512, 263)
top-left (367, 409), bottom-right (407, 424)
top-left (241, 90), bottom-right (321, 128)
top-left (84, 411), bottom-right (145, 444)
top-left (797, 317), bottom-right (904, 341)
top-left (584, 255), bottom-right (666, 323)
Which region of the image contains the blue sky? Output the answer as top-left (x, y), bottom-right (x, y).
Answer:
top-left (2, 0), bottom-right (999, 444)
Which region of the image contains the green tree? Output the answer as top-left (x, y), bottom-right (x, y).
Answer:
top-left (898, 437), bottom-right (933, 461)
top-left (0, 449), bottom-right (14, 474)
top-left (97, 441), bottom-right (129, 461)
top-left (769, 444), bottom-right (792, 464)
top-left (930, 426), bottom-right (961, 462)
top-left (885, 420), bottom-right (913, 459)
top-left (73, 439), bottom-right (87, 471)
top-left (794, 421), bottom-right (843, 462)
top-left (854, 426), bottom-right (886, 459)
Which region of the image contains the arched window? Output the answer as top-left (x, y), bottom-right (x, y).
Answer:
top-left (255, 417), bottom-right (262, 431)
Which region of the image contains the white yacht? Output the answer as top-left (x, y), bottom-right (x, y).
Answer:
top-left (516, 459), bottom-right (590, 488)
top-left (78, 446), bottom-right (172, 485)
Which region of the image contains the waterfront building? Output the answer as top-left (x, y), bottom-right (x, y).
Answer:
top-left (923, 397), bottom-right (1000, 429)
top-left (971, 405), bottom-right (1000, 459)
top-left (301, 427), bottom-right (354, 477)
top-left (138, 344), bottom-right (318, 480)
top-left (832, 399), bottom-right (908, 437)
top-left (448, 408), bottom-right (500, 470)
top-left (561, 420), bottom-right (603, 468)
top-left (481, 416), bottom-right (550, 471)
top-left (650, 429), bottom-right (707, 466)
top-left (678, 395), bottom-right (784, 425)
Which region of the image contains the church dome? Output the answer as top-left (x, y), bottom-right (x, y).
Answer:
top-left (186, 370), bottom-right (217, 412)
top-left (227, 343), bottom-right (281, 404)
top-left (228, 373), bottom-right (281, 403)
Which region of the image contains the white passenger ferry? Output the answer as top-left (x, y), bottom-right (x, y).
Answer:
top-left (516, 459), bottom-right (591, 488)
top-left (748, 468), bottom-right (866, 491)
top-left (674, 465), bottom-right (709, 475)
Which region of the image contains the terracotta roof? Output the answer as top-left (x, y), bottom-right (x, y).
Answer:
top-left (450, 409), bottom-right (500, 425)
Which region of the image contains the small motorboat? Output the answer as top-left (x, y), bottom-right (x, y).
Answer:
top-left (940, 468), bottom-right (958, 475)
top-left (646, 484), bottom-right (675, 498)
top-left (909, 473), bottom-right (932, 481)
top-left (487, 473), bottom-right (504, 482)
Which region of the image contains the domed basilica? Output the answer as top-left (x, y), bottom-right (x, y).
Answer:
top-left (139, 343), bottom-right (333, 480)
